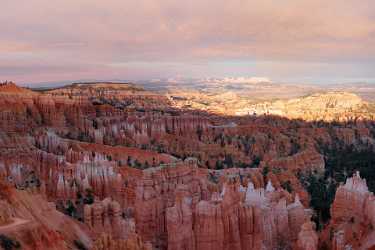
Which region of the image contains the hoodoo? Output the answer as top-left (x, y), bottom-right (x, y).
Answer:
top-left (1, 82), bottom-right (375, 249)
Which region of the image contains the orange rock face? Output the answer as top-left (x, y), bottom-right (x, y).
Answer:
top-left (157, 167), bottom-right (313, 250)
top-left (92, 233), bottom-right (152, 250)
top-left (0, 181), bottom-right (92, 250)
top-left (324, 172), bottom-right (375, 250)
top-left (2, 82), bottom-right (375, 250)
top-left (296, 221), bottom-right (318, 250)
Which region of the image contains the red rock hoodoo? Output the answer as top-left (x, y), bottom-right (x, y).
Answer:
top-left (1, 82), bottom-right (375, 250)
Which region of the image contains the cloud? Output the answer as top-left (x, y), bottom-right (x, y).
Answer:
top-left (0, 0), bottom-right (374, 83)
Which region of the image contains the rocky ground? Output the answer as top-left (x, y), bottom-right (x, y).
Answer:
top-left (1, 81), bottom-right (375, 250)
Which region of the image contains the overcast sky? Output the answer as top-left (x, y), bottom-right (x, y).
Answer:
top-left (1, 0), bottom-right (375, 84)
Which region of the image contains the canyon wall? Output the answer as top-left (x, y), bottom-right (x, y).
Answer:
top-left (1, 82), bottom-right (375, 249)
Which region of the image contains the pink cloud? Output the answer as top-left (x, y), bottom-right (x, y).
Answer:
top-left (0, 0), bottom-right (374, 83)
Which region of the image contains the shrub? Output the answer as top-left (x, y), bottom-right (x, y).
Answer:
top-left (0, 235), bottom-right (21, 250)
top-left (74, 240), bottom-right (87, 250)
top-left (281, 180), bottom-right (293, 193)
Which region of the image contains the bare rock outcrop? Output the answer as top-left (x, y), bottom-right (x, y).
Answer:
top-left (235, 92), bottom-right (373, 122)
top-left (296, 221), bottom-right (318, 250)
top-left (92, 233), bottom-right (152, 250)
top-left (327, 172), bottom-right (375, 250)
top-left (3, 82), bottom-right (375, 250)
top-left (0, 181), bottom-right (92, 250)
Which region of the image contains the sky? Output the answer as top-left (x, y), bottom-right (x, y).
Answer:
top-left (1, 0), bottom-right (375, 85)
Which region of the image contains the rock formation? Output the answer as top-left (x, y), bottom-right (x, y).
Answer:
top-left (92, 233), bottom-right (152, 250)
top-left (297, 221), bottom-right (318, 250)
top-left (0, 181), bottom-right (92, 250)
top-left (235, 92), bottom-right (373, 122)
top-left (326, 172), bottom-right (375, 250)
top-left (1, 82), bottom-right (375, 249)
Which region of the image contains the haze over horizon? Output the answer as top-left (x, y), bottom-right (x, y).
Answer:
top-left (1, 0), bottom-right (375, 85)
